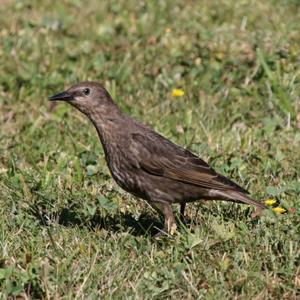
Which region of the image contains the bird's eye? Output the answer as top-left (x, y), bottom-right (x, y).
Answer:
top-left (83, 88), bottom-right (90, 96)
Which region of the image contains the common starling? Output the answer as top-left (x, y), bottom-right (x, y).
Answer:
top-left (49, 82), bottom-right (266, 235)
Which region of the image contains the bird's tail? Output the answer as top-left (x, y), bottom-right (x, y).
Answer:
top-left (227, 191), bottom-right (266, 209)
top-left (214, 190), bottom-right (267, 210)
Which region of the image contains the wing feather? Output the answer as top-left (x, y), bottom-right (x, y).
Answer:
top-left (131, 133), bottom-right (248, 193)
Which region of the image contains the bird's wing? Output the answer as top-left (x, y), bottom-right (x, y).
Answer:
top-left (130, 132), bottom-right (248, 193)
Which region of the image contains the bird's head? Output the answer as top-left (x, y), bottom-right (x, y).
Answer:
top-left (49, 82), bottom-right (115, 115)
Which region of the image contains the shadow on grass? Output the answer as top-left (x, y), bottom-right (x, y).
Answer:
top-left (30, 205), bottom-right (163, 237)
top-left (59, 208), bottom-right (164, 236)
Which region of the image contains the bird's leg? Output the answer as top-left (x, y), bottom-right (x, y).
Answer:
top-left (163, 203), bottom-right (177, 235)
top-left (152, 202), bottom-right (177, 236)
top-left (180, 203), bottom-right (186, 223)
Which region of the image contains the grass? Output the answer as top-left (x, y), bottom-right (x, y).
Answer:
top-left (0, 0), bottom-right (300, 298)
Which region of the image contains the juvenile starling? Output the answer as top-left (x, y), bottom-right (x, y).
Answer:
top-left (49, 82), bottom-right (266, 235)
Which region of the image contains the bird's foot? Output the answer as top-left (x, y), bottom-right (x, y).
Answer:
top-left (169, 223), bottom-right (177, 235)
top-left (154, 223), bottom-right (177, 238)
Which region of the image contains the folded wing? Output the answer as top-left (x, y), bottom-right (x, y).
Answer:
top-left (130, 133), bottom-right (248, 194)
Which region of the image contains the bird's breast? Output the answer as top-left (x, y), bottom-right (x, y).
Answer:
top-left (104, 143), bottom-right (136, 189)
top-left (97, 130), bottom-right (148, 198)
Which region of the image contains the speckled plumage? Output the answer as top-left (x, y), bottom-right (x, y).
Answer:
top-left (49, 82), bottom-right (266, 234)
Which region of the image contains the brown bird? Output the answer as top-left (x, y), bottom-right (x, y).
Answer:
top-left (49, 82), bottom-right (266, 235)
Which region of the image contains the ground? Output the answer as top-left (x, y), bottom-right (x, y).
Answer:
top-left (0, 0), bottom-right (300, 299)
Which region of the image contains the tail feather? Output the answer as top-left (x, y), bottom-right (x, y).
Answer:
top-left (214, 190), bottom-right (267, 209)
top-left (227, 191), bottom-right (266, 209)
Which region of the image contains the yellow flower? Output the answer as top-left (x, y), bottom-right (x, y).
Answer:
top-left (172, 89), bottom-right (185, 97)
top-left (264, 198), bottom-right (277, 206)
top-left (272, 207), bottom-right (286, 214)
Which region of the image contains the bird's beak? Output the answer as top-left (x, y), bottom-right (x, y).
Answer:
top-left (49, 90), bottom-right (73, 101)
